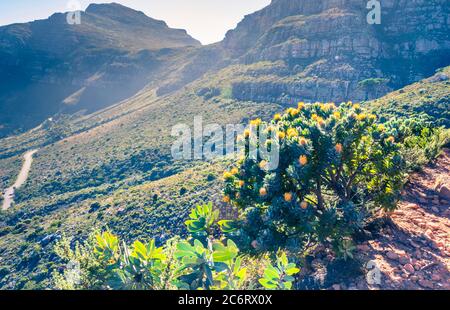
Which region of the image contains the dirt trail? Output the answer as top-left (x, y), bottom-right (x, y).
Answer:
top-left (354, 149), bottom-right (450, 290)
top-left (1, 150), bottom-right (38, 210)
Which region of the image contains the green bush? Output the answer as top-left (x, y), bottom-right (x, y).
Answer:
top-left (52, 204), bottom-right (299, 290)
top-left (223, 102), bottom-right (407, 254)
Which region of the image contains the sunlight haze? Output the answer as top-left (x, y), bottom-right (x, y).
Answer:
top-left (0, 0), bottom-right (271, 44)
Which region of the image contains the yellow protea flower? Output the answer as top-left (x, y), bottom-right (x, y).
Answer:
top-left (311, 114), bottom-right (318, 121)
top-left (287, 128), bottom-right (299, 138)
top-left (333, 111), bottom-right (341, 119)
top-left (348, 101), bottom-right (353, 106)
top-left (223, 171), bottom-right (233, 180)
top-left (274, 114), bottom-right (282, 122)
top-left (277, 131), bottom-right (286, 140)
top-left (250, 118), bottom-right (262, 126)
top-left (299, 155), bottom-right (308, 166)
top-left (223, 195), bottom-right (231, 203)
top-left (299, 137), bottom-right (308, 146)
top-left (369, 114), bottom-right (377, 121)
top-left (356, 113), bottom-right (367, 121)
top-left (298, 102), bottom-right (305, 110)
top-left (317, 117), bottom-right (325, 127)
top-left (259, 160), bottom-right (268, 170)
top-left (259, 187), bottom-right (268, 196)
top-left (284, 192), bottom-right (293, 202)
top-left (377, 124), bottom-right (385, 131)
top-left (300, 201), bottom-right (308, 209)
top-left (244, 129), bottom-right (251, 138)
top-left (335, 143), bottom-right (343, 153)
top-left (230, 167), bottom-right (239, 175)
top-left (387, 136), bottom-right (395, 143)
top-left (287, 108), bottom-right (299, 117)
top-left (353, 103), bottom-right (361, 110)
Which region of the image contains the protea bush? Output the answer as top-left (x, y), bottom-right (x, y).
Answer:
top-left (223, 102), bottom-right (406, 254)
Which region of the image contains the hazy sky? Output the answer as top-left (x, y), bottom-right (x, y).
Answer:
top-left (0, 0), bottom-right (271, 44)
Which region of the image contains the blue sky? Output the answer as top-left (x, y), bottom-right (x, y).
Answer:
top-left (0, 0), bottom-right (271, 44)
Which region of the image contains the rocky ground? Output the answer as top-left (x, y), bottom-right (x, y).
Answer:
top-left (302, 149), bottom-right (450, 290)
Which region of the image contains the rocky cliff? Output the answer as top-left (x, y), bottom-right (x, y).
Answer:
top-left (221, 0), bottom-right (450, 104)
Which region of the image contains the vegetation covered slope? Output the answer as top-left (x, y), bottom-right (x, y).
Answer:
top-left (0, 3), bottom-right (200, 137)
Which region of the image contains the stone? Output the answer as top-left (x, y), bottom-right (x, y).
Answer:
top-left (399, 255), bottom-right (411, 265)
top-left (436, 184), bottom-right (450, 201)
top-left (431, 274), bottom-right (441, 281)
top-left (418, 279), bottom-right (434, 289)
top-left (404, 264), bottom-right (415, 274)
top-left (357, 244), bottom-right (370, 252)
top-left (332, 284), bottom-right (341, 290)
top-left (386, 251), bottom-right (399, 260)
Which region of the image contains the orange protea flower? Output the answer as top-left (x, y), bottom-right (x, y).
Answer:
top-left (223, 171), bottom-right (233, 180)
top-left (274, 114), bottom-right (282, 122)
top-left (284, 192), bottom-right (293, 202)
top-left (335, 143), bottom-right (343, 153)
top-left (300, 201), bottom-right (308, 209)
top-left (287, 108), bottom-right (299, 117)
top-left (333, 111), bottom-right (341, 119)
top-left (250, 118), bottom-right (262, 127)
top-left (223, 195), bottom-right (231, 203)
top-left (259, 160), bottom-right (268, 170)
top-left (298, 102), bottom-right (305, 110)
top-left (259, 187), bottom-right (268, 196)
top-left (317, 117), bottom-right (325, 127)
top-left (387, 136), bottom-right (395, 143)
top-left (244, 129), bottom-right (251, 138)
top-left (238, 180), bottom-right (245, 188)
top-left (299, 137), bottom-right (308, 146)
top-left (287, 128), bottom-right (299, 138)
top-left (356, 113), bottom-right (367, 121)
top-left (230, 167), bottom-right (239, 175)
top-left (299, 155), bottom-right (308, 166)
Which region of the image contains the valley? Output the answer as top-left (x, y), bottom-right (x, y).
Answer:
top-left (0, 0), bottom-right (449, 290)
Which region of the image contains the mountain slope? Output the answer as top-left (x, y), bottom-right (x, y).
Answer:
top-left (0, 3), bottom-right (200, 137)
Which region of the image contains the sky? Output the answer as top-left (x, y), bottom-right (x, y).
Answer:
top-left (0, 0), bottom-right (271, 44)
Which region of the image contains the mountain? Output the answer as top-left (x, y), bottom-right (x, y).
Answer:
top-left (0, 3), bottom-right (200, 137)
top-left (0, 1), bottom-right (449, 290)
top-left (219, 0), bottom-right (450, 104)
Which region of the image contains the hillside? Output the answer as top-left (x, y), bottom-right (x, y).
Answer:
top-left (0, 3), bottom-right (200, 137)
top-left (0, 0), bottom-right (449, 290)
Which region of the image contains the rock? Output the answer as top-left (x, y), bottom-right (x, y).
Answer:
top-left (399, 254), bottom-right (411, 265)
top-left (332, 284), bottom-right (341, 290)
top-left (357, 244), bottom-right (370, 252)
top-left (418, 279), bottom-right (434, 289)
top-left (431, 274), bottom-right (441, 281)
top-left (435, 182), bottom-right (450, 201)
top-left (404, 264), bottom-right (415, 274)
top-left (386, 251), bottom-right (399, 260)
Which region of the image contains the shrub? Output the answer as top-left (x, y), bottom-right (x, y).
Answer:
top-left (223, 102), bottom-right (407, 254)
top-left (52, 204), bottom-right (299, 290)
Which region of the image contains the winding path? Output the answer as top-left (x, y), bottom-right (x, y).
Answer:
top-left (1, 150), bottom-right (38, 211)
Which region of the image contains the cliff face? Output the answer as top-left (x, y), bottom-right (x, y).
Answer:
top-left (221, 0), bottom-right (450, 104)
